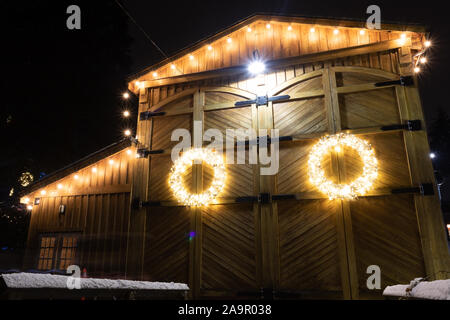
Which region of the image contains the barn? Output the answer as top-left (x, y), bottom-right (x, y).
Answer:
top-left (20, 14), bottom-right (450, 299)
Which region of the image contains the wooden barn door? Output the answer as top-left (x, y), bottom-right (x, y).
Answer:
top-left (267, 65), bottom-right (445, 299)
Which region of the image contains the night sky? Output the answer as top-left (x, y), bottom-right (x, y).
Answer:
top-left (1, 0), bottom-right (450, 201)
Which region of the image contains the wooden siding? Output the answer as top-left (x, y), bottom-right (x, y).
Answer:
top-left (23, 148), bottom-right (133, 278)
top-left (131, 19), bottom-right (424, 90)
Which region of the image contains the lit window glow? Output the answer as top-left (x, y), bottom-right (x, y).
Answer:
top-left (308, 133), bottom-right (378, 200)
top-left (169, 148), bottom-right (226, 206)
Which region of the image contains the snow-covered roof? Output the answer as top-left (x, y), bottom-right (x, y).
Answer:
top-left (383, 279), bottom-right (450, 300)
top-left (1, 273), bottom-right (189, 291)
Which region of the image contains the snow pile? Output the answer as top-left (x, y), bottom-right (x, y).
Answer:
top-left (383, 278), bottom-right (450, 300)
top-left (1, 272), bottom-right (189, 291)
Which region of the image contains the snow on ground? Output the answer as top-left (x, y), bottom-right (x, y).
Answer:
top-left (1, 272), bottom-right (189, 291)
top-left (383, 278), bottom-right (450, 300)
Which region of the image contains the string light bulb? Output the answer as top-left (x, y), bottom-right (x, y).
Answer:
top-left (424, 40), bottom-right (431, 47)
top-left (308, 133), bottom-right (378, 200)
top-left (109, 159), bottom-right (114, 165)
top-left (266, 23), bottom-right (271, 29)
top-left (310, 27), bottom-right (315, 33)
top-left (247, 27), bottom-right (252, 32)
top-left (207, 45), bottom-right (212, 51)
top-left (171, 64), bottom-right (176, 70)
top-left (189, 55), bottom-right (194, 60)
top-left (92, 167), bottom-right (97, 173)
top-left (287, 25), bottom-right (292, 31)
top-left (126, 149), bottom-right (132, 155)
top-left (360, 29), bottom-right (366, 35)
top-left (74, 174), bottom-right (79, 180)
top-left (152, 72), bottom-right (158, 78)
top-left (227, 37), bottom-right (232, 43)
top-left (123, 110), bottom-right (130, 118)
top-left (123, 92), bottom-right (130, 99)
top-left (414, 67), bottom-right (420, 73)
top-left (333, 28), bottom-right (339, 35)
top-left (401, 33), bottom-right (406, 39)
top-left (124, 129), bottom-right (131, 136)
top-left (57, 184), bottom-right (63, 190)
top-left (420, 57), bottom-right (427, 64)
top-left (41, 190), bottom-right (47, 196)
top-left (24, 198), bottom-right (30, 204)
top-left (27, 205), bottom-right (33, 211)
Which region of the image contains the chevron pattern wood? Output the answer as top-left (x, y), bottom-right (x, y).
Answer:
top-left (149, 155), bottom-right (193, 201)
top-left (152, 114), bottom-right (192, 151)
top-left (274, 76), bottom-right (327, 137)
top-left (278, 200), bottom-right (342, 293)
top-left (204, 107), bottom-right (253, 143)
top-left (339, 87), bottom-right (400, 129)
top-left (336, 72), bottom-right (390, 87)
top-left (341, 132), bottom-right (411, 189)
top-left (201, 204), bottom-right (257, 291)
top-left (205, 91), bottom-right (248, 105)
top-left (277, 140), bottom-right (332, 194)
top-left (349, 195), bottom-right (426, 292)
top-left (144, 206), bottom-right (191, 283)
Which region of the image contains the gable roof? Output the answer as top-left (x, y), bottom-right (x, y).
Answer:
top-left (127, 13), bottom-right (427, 88)
top-left (19, 138), bottom-right (132, 197)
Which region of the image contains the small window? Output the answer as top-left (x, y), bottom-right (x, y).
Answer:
top-left (37, 233), bottom-right (79, 271)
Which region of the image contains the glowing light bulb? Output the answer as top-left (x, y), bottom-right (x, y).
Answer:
top-left (152, 72), bottom-right (158, 77)
top-left (171, 64), bottom-right (176, 70)
top-left (92, 167), bottom-right (97, 173)
top-left (334, 145), bottom-right (341, 153)
top-left (124, 129), bottom-right (131, 136)
top-left (310, 27), bottom-right (315, 33)
top-left (414, 67), bottom-right (420, 73)
top-left (248, 61), bottom-right (265, 75)
top-left (247, 27), bottom-right (252, 32)
top-left (126, 150), bottom-right (132, 155)
top-left (189, 55), bottom-right (194, 60)
top-left (57, 184), bottom-right (63, 190)
top-left (41, 190), bottom-right (46, 196)
top-left (430, 152), bottom-right (436, 159)
top-left (287, 25), bottom-right (292, 31)
top-left (123, 110), bottom-right (130, 118)
top-left (109, 159), bottom-right (114, 165)
top-left (360, 29), bottom-right (365, 35)
top-left (401, 33), bottom-right (406, 39)
top-left (27, 205), bottom-right (33, 211)
top-left (207, 45), bottom-right (212, 51)
top-left (24, 198), bottom-right (30, 204)
top-left (420, 57), bottom-right (427, 64)
top-left (266, 23), bottom-right (271, 29)
top-left (424, 40), bottom-right (431, 47)
top-left (227, 37), bottom-right (232, 43)
top-left (123, 92), bottom-right (129, 99)
top-left (333, 29), bottom-right (339, 35)
top-left (74, 174), bottom-right (79, 180)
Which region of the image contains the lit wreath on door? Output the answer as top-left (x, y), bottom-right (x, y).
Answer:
top-left (169, 148), bottom-right (226, 206)
top-left (308, 133), bottom-right (378, 200)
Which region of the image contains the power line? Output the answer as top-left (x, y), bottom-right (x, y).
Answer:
top-left (114, 0), bottom-right (168, 60)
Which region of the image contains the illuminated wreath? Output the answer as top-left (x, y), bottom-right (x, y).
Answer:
top-left (308, 133), bottom-right (378, 200)
top-left (169, 148), bottom-right (226, 206)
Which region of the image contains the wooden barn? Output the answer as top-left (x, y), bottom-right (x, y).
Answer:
top-left (20, 14), bottom-right (450, 299)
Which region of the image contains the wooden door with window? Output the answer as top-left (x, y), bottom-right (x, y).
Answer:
top-left (37, 233), bottom-right (79, 271)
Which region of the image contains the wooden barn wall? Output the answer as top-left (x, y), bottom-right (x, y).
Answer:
top-left (23, 149), bottom-right (133, 278)
top-left (134, 20), bottom-right (423, 84)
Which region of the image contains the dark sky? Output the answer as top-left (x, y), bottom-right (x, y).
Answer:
top-left (1, 0), bottom-right (450, 200)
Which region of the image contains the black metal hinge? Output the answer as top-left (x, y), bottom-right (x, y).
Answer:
top-left (136, 148), bottom-right (164, 158)
top-left (374, 76), bottom-right (414, 87)
top-left (132, 197), bottom-right (161, 209)
top-left (236, 193), bottom-right (271, 204)
top-left (381, 120), bottom-right (421, 132)
top-left (392, 183), bottom-right (434, 196)
top-left (235, 95), bottom-right (290, 107)
top-left (139, 111), bottom-right (166, 121)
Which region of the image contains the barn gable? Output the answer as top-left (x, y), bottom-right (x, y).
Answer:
top-left (128, 14), bottom-right (427, 91)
